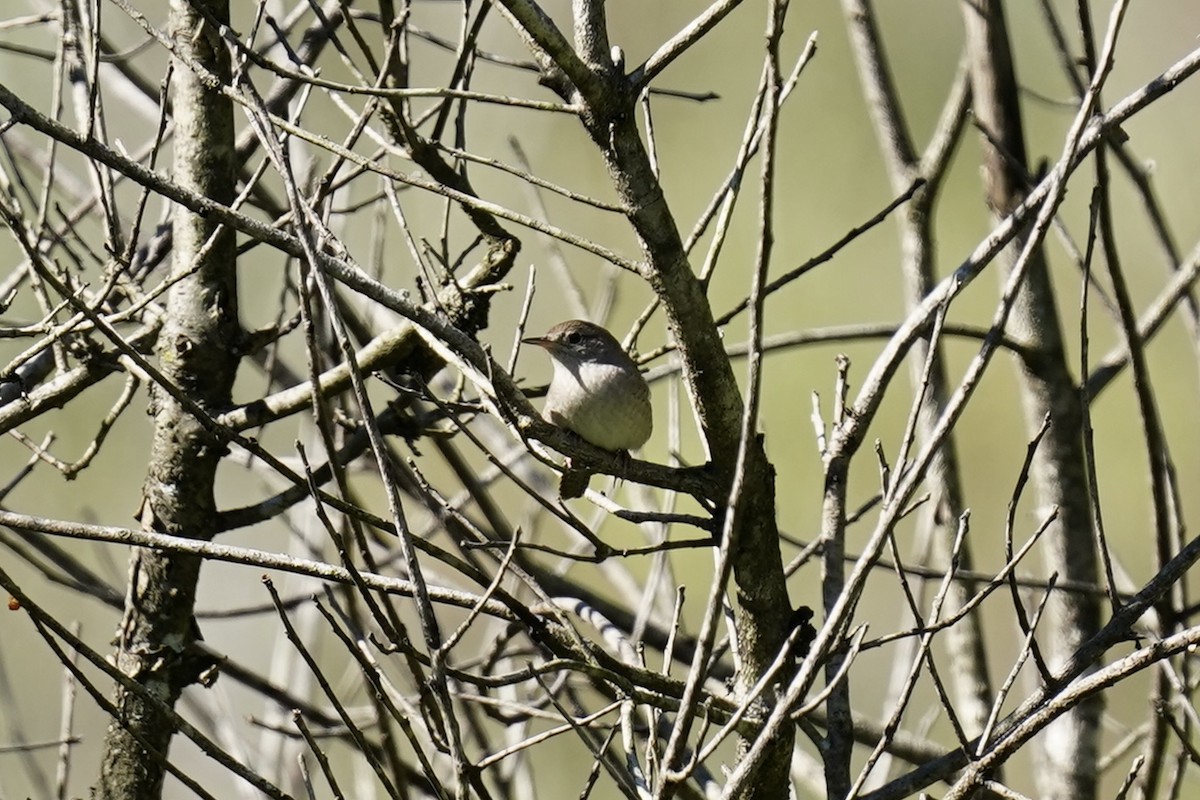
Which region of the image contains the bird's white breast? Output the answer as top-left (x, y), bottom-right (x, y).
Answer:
top-left (545, 359), bottom-right (652, 451)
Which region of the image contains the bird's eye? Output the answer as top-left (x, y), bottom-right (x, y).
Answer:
top-left (565, 330), bottom-right (583, 345)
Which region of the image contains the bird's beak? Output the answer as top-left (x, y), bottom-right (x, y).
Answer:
top-left (522, 336), bottom-right (552, 349)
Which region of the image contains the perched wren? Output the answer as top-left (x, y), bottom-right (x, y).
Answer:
top-left (523, 320), bottom-right (652, 452)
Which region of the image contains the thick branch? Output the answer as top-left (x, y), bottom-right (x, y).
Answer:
top-left (961, 1), bottom-right (1107, 796)
top-left (97, 2), bottom-right (240, 797)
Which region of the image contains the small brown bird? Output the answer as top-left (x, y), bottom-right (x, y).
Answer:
top-left (523, 320), bottom-right (653, 452)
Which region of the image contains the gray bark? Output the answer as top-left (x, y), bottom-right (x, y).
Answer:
top-left (962, 2), bottom-right (1102, 798)
top-left (97, 1), bottom-right (239, 797)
